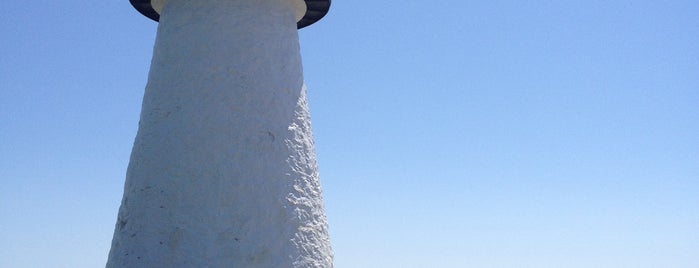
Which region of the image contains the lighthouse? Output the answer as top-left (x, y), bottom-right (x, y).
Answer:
top-left (106, 0), bottom-right (332, 267)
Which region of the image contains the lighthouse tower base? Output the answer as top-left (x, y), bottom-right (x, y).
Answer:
top-left (106, 0), bottom-right (332, 267)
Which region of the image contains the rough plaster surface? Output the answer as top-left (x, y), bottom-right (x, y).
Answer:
top-left (152, 0), bottom-right (307, 21)
top-left (106, 0), bottom-right (332, 266)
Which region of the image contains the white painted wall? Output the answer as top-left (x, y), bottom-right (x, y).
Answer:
top-left (106, 0), bottom-right (332, 266)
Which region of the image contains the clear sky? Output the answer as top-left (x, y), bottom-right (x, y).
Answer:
top-left (1, 1), bottom-right (697, 267)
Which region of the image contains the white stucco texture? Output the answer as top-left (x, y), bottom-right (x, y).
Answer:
top-left (151, 0), bottom-right (307, 23)
top-left (106, 0), bottom-right (332, 267)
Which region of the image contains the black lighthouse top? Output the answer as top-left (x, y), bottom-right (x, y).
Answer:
top-left (129, 0), bottom-right (330, 29)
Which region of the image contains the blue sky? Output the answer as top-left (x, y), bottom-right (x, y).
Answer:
top-left (1, 1), bottom-right (698, 267)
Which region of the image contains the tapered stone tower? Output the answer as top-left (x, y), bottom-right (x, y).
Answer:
top-left (106, 0), bottom-right (332, 267)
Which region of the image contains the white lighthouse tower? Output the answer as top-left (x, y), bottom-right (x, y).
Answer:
top-left (106, 0), bottom-right (332, 267)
